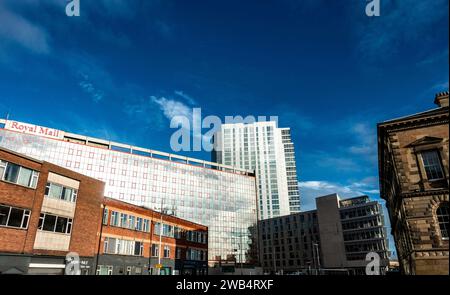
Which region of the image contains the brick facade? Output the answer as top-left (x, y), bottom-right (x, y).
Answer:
top-left (97, 198), bottom-right (208, 275)
top-left (0, 146), bottom-right (105, 274)
top-left (378, 92), bottom-right (449, 275)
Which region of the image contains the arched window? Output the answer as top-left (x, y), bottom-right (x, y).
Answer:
top-left (436, 202), bottom-right (449, 239)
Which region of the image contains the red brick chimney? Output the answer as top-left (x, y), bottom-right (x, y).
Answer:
top-left (434, 91), bottom-right (449, 107)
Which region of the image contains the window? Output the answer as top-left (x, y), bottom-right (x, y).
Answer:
top-left (96, 265), bottom-right (113, 275)
top-left (164, 245), bottom-right (170, 258)
top-left (176, 247), bottom-right (182, 259)
top-left (120, 213), bottom-right (128, 228)
top-left (110, 211), bottom-right (119, 226)
top-left (437, 203), bottom-right (449, 239)
top-left (4, 162), bottom-right (19, 183)
top-left (421, 150), bottom-right (444, 180)
top-left (102, 209), bottom-right (108, 225)
top-left (151, 244), bottom-right (159, 257)
top-left (0, 205), bottom-right (30, 229)
top-left (143, 219), bottom-right (150, 232)
top-left (134, 241), bottom-right (144, 256)
top-left (1, 161), bottom-right (39, 188)
top-left (0, 160), bottom-right (6, 179)
top-left (39, 213), bottom-right (72, 234)
top-left (45, 183), bottom-right (77, 202)
top-left (136, 217), bottom-right (143, 231)
top-left (128, 215), bottom-right (135, 229)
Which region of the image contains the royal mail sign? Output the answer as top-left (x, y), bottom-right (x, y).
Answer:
top-left (5, 120), bottom-right (65, 140)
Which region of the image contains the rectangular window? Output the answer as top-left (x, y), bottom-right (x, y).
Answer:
top-left (128, 215), bottom-right (135, 230)
top-left (421, 150), bottom-right (445, 180)
top-left (164, 245), bottom-right (170, 258)
top-left (39, 213), bottom-right (72, 234)
top-left (151, 244), bottom-right (159, 257)
top-left (143, 219), bottom-right (150, 232)
top-left (45, 183), bottom-right (77, 203)
top-left (0, 160), bottom-right (6, 179)
top-left (1, 161), bottom-right (39, 189)
top-left (120, 213), bottom-right (128, 228)
top-left (102, 209), bottom-right (108, 225)
top-left (136, 217), bottom-right (142, 231)
top-left (134, 241), bottom-right (144, 256)
top-left (111, 211), bottom-right (119, 226)
top-left (4, 162), bottom-right (19, 183)
top-left (96, 265), bottom-right (113, 275)
top-left (0, 205), bottom-right (30, 229)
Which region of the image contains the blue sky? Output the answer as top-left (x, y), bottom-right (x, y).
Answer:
top-left (0, 0), bottom-right (448, 257)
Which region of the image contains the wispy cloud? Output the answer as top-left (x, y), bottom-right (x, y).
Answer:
top-left (174, 90), bottom-right (197, 105)
top-left (417, 49), bottom-right (449, 67)
top-left (0, 2), bottom-right (50, 56)
top-left (151, 96), bottom-right (193, 126)
top-left (78, 74), bottom-right (105, 103)
top-left (299, 177), bottom-right (380, 211)
top-left (348, 122), bottom-right (378, 163)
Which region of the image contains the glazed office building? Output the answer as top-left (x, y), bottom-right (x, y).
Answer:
top-left (259, 194), bottom-right (390, 275)
top-left (0, 119), bottom-right (258, 267)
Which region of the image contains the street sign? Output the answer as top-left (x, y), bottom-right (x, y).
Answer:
top-left (155, 264), bottom-right (163, 269)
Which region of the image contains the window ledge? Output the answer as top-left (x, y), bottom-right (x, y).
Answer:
top-left (0, 179), bottom-right (36, 190)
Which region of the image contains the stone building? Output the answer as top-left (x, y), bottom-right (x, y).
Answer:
top-left (377, 91), bottom-right (449, 275)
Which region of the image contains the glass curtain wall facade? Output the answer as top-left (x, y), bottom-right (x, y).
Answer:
top-left (213, 121), bottom-right (300, 220)
top-left (0, 121), bottom-right (257, 266)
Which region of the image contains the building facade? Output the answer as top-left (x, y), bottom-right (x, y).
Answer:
top-left (212, 121), bottom-right (300, 220)
top-left (377, 91), bottom-right (449, 275)
top-left (0, 146), bottom-right (105, 275)
top-left (0, 119), bottom-right (258, 267)
top-left (97, 198), bottom-right (208, 275)
top-left (258, 194), bottom-right (389, 275)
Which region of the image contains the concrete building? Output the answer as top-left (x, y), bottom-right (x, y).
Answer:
top-left (212, 121), bottom-right (300, 220)
top-left (377, 91), bottom-right (449, 275)
top-left (98, 198), bottom-right (208, 275)
top-left (0, 118), bottom-right (258, 268)
top-left (0, 146), bottom-right (105, 274)
top-left (258, 194), bottom-right (390, 275)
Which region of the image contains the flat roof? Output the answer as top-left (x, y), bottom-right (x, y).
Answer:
top-left (0, 118), bottom-right (255, 176)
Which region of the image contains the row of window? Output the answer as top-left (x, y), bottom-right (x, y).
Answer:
top-left (38, 213), bottom-right (73, 234)
top-left (0, 204), bottom-right (30, 229)
top-left (104, 237), bottom-right (144, 256)
top-left (45, 182), bottom-right (78, 203)
top-left (107, 210), bottom-right (151, 232)
top-left (151, 244), bottom-right (171, 258)
top-left (0, 160), bottom-right (39, 189)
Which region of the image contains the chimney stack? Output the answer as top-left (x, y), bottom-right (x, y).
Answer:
top-left (434, 91), bottom-right (449, 108)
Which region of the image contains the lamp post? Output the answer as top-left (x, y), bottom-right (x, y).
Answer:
top-left (158, 198), bottom-right (164, 275)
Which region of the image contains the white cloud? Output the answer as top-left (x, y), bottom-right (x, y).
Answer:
top-left (151, 96), bottom-right (192, 126)
top-left (299, 178), bottom-right (380, 211)
top-left (0, 3), bottom-right (50, 55)
top-left (174, 90), bottom-right (197, 105)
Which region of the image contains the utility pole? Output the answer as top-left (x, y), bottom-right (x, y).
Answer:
top-left (158, 198), bottom-right (164, 275)
top-left (240, 231), bottom-right (243, 275)
top-left (313, 242), bottom-right (321, 275)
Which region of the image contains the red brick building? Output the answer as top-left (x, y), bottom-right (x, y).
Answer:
top-left (97, 198), bottom-right (208, 275)
top-left (1, 146), bottom-right (208, 275)
top-left (0, 146), bottom-right (105, 274)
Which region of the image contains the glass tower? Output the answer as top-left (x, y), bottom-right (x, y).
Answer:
top-left (213, 121), bottom-right (301, 220)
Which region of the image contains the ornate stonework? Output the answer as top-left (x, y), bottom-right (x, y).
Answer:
top-left (378, 92), bottom-right (449, 275)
